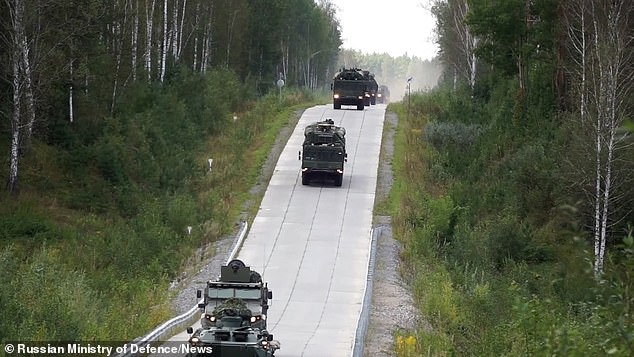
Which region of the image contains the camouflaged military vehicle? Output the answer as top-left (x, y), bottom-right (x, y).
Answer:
top-left (362, 70), bottom-right (378, 105)
top-left (377, 84), bottom-right (390, 104)
top-left (186, 260), bottom-right (279, 357)
top-left (332, 67), bottom-right (367, 110)
top-left (299, 118), bottom-right (347, 186)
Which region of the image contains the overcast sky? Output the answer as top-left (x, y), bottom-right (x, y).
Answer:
top-left (328, 0), bottom-right (439, 60)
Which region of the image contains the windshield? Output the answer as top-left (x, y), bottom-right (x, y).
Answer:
top-left (207, 287), bottom-right (261, 300)
top-left (334, 81), bottom-right (366, 91)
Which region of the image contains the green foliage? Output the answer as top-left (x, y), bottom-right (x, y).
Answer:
top-left (390, 66), bottom-right (633, 354)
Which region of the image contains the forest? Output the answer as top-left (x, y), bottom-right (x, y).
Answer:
top-left (389, 0), bottom-right (634, 355)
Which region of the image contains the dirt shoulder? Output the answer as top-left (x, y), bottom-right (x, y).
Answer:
top-left (363, 111), bottom-right (420, 356)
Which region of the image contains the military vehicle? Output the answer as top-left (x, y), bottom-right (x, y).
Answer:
top-left (299, 119), bottom-right (347, 186)
top-left (332, 67), bottom-right (366, 110)
top-left (186, 259), bottom-right (279, 357)
top-left (377, 85), bottom-right (390, 104)
top-left (362, 71), bottom-right (379, 105)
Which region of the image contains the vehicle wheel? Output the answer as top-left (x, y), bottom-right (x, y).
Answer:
top-left (333, 101), bottom-right (341, 109)
top-left (364, 98), bottom-right (370, 106)
top-left (371, 97), bottom-right (376, 105)
top-left (302, 172), bottom-right (309, 185)
top-left (228, 259), bottom-right (246, 269)
top-left (334, 173), bottom-right (343, 187)
top-left (357, 103), bottom-right (364, 110)
top-left (250, 271), bottom-right (262, 283)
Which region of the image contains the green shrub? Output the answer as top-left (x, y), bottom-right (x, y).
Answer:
top-left (424, 121), bottom-right (483, 153)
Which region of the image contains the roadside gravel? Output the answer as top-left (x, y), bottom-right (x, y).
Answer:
top-left (362, 111), bottom-right (421, 356)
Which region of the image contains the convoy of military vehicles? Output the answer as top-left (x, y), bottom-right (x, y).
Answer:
top-left (186, 259), bottom-right (279, 357)
top-left (181, 66), bottom-right (389, 355)
top-left (331, 67), bottom-right (384, 110)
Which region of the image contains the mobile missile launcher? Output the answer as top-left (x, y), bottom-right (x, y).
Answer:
top-left (299, 119), bottom-right (347, 186)
top-left (186, 260), bottom-right (279, 357)
top-left (332, 67), bottom-right (366, 110)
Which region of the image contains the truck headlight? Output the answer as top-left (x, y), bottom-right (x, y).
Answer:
top-left (333, 94), bottom-right (340, 99)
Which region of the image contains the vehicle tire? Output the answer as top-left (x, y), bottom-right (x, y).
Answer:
top-left (302, 172), bottom-right (309, 185)
top-left (364, 97), bottom-right (370, 106)
top-left (334, 173), bottom-right (343, 187)
top-left (333, 101), bottom-right (341, 109)
top-left (228, 259), bottom-right (246, 269)
top-left (371, 97), bottom-right (376, 105)
top-left (250, 271), bottom-right (262, 283)
top-left (357, 103), bottom-right (364, 110)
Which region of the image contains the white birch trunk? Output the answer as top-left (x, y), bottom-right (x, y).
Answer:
top-left (8, 11), bottom-right (22, 193)
top-left (69, 59), bottom-right (74, 123)
top-left (192, 2), bottom-right (200, 70)
top-left (9, 0), bottom-right (35, 141)
top-left (132, 0), bottom-right (139, 82)
top-left (111, 0), bottom-right (128, 114)
top-left (145, 0), bottom-right (156, 81)
top-left (160, 0), bottom-right (167, 82)
top-left (178, 0), bottom-right (187, 59)
top-left (20, 28), bottom-right (35, 140)
top-left (171, 0), bottom-right (178, 57)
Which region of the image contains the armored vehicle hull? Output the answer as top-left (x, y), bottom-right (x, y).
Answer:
top-left (332, 68), bottom-right (366, 110)
top-left (300, 119), bottom-right (347, 187)
top-left (188, 260), bottom-right (279, 356)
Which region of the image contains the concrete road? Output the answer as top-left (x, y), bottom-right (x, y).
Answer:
top-left (168, 103), bottom-right (385, 357)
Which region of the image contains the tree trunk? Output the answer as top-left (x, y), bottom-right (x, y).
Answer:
top-left (160, 0), bottom-right (167, 82)
top-left (178, 0), bottom-right (186, 59)
top-left (145, 0), bottom-right (156, 81)
top-left (171, 0), bottom-right (178, 58)
top-left (69, 59), bottom-right (74, 123)
top-left (132, 0), bottom-right (139, 82)
top-left (7, 16), bottom-right (22, 194)
top-left (192, 2), bottom-right (200, 71)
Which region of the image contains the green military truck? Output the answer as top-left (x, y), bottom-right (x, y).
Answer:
top-left (186, 259), bottom-right (279, 357)
top-left (299, 119), bottom-right (347, 187)
top-left (377, 84), bottom-right (390, 104)
top-left (362, 70), bottom-right (378, 105)
top-left (332, 68), bottom-right (366, 110)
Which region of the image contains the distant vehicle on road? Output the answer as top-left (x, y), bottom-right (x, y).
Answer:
top-left (377, 85), bottom-right (390, 104)
top-left (332, 68), bottom-right (366, 110)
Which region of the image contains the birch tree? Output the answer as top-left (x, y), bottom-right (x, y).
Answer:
top-left (566, 0), bottom-right (634, 277)
top-left (131, 0), bottom-right (139, 81)
top-left (5, 0), bottom-right (28, 193)
top-left (160, 0), bottom-right (167, 82)
top-left (144, 0), bottom-right (156, 81)
top-left (433, 0), bottom-right (478, 91)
